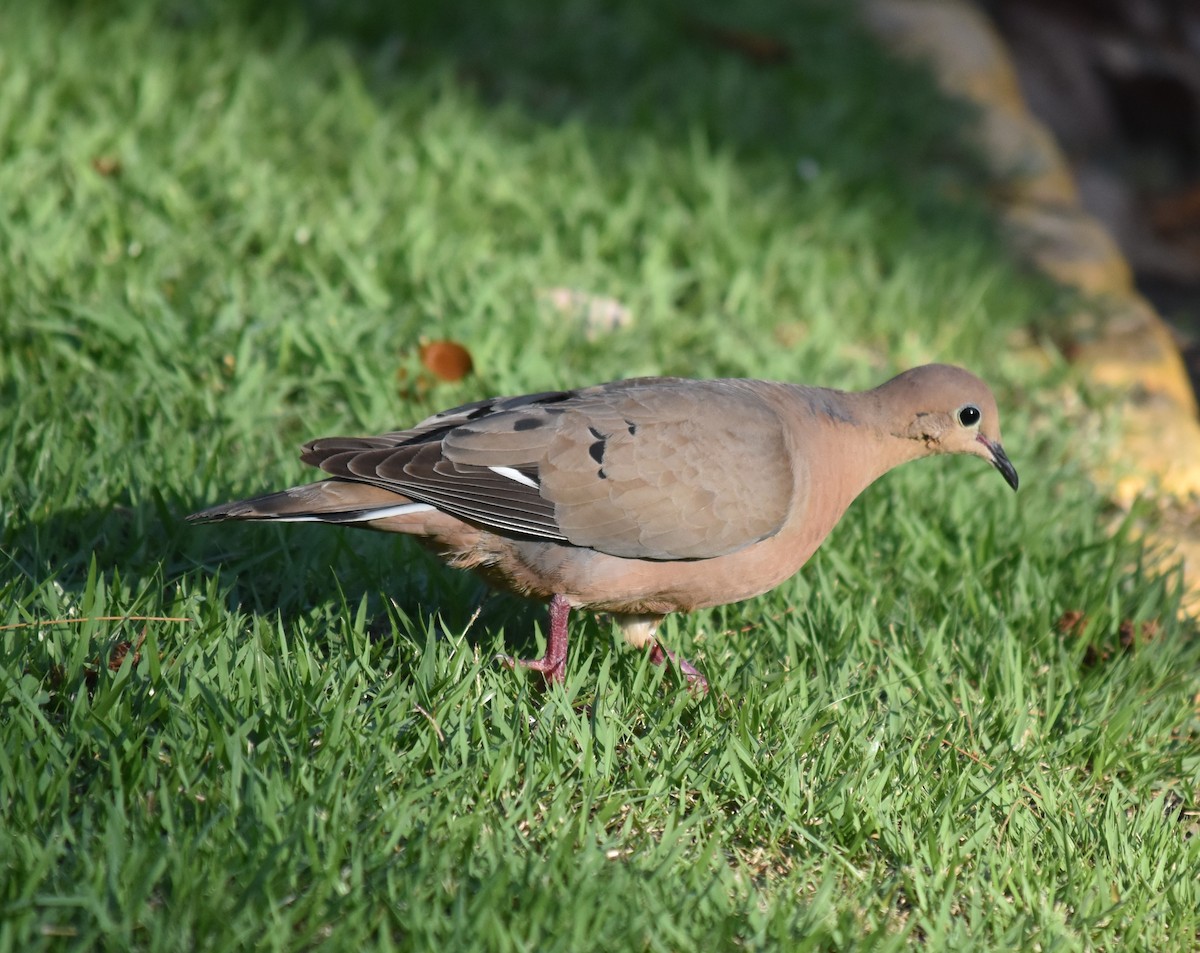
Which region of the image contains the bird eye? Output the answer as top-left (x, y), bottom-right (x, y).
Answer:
top-left (957, 405), bottom-right (981, 427)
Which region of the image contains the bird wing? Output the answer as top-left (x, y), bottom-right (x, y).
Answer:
top-left (302, 379), bottom-right (797, 560)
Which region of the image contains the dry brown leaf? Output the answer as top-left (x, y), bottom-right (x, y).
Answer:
top-left (684, 18), bottom-right (790, 65)
top-left (419, 340), bottom-right (474, 382)
top-left (91, 156), bottom-right (122, 177)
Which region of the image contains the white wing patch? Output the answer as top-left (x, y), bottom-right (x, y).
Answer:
top-left (488, 465), bottom-right (540, 489)
top-left (269, 502), bottom-right (438, 523)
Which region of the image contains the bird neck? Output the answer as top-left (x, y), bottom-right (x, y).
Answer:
top-left (816, 386), bottom-right (932, 486)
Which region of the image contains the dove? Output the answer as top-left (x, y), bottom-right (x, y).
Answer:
top-left (189, 364), bottom-right (1018, 690)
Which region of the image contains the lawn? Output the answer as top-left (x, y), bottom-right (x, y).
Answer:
top-left (1, 0), bottom-right (1198, 950)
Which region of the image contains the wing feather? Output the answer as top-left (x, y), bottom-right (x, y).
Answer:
top-left (300, 379), bottom-right (798, 560)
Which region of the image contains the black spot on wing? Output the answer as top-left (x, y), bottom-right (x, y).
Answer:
top-left (427, 389), bottom-right (576, 427)
top-left (625, 420), bottom-right (637, 435)
top-left (513, 417), bottom-right (543, 431)
top-left (502, 390), bottom-right (575, 411)
top-left (586, 425), bottom-right (608, 466)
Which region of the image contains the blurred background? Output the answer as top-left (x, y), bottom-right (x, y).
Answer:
top-left (986, 0), bottom-right (1200, 370)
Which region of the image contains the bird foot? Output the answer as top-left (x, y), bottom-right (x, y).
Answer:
top-left (495, 593), bottom-right (571, 687)
top-left (647, 642), bottom-right (709, 693)
top-left (495, 650), bottom-right (568, 685)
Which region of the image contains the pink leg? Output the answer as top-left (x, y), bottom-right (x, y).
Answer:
top-left (499, 593), bottom-right (571, 685)
top-left (647, 641), bottom-right (709, 693)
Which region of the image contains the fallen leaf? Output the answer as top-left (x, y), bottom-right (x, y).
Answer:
top-left (684, 18), bottom-right (790, 65)
top-left (107, 626), bottom-right (147, 671)
top-left (419, 340), bottom-right (474, 382)
top-left (91, 155), bottom-right (122, 177)
top-left (1057, 610), bottom-right (1160, 667)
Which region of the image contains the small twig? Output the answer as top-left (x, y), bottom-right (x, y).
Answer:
top-left (0, 615), bottom-right (193, 632)
top-left (997, 796), bottom-right (1024, 841)
top-left (413, 704), bottom-right (445, 742)
top-left (940, 739), bottom-right (1044, 802)
top-left (462, 604), bottom-right (483, 636)
top-left (947, 741), bottom-right (988, 767)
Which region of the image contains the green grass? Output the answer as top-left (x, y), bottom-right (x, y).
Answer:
top-left (2, 0), bottom-right (1198, 949)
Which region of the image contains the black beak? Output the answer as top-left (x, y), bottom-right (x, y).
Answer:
top-left (979, 436), bottom-right (1019, 491)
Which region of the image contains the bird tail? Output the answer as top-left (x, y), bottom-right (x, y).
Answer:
top-left (187, 480), bottom-right (434, 526)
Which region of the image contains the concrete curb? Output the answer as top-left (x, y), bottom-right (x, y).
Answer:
top-left (862, 0), bottom-right (1200, 611)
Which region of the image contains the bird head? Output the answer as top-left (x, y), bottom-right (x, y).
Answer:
top-left (880, 364), bottom-right (1019, 491)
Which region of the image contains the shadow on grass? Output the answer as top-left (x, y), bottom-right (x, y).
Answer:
top-left (3, 493), bottom-right (557, 661)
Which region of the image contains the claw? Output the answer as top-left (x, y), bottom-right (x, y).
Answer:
top-left (496, 593), bottom-right (571, 686)
top-left (647, 641), bottom-right (709, 693)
